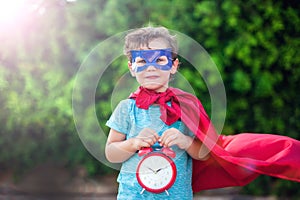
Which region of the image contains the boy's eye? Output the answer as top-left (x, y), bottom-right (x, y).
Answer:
top-left (156, 56), bottom-right (168, 65)
top-left (134, 58), bottom-right (146, 66)
top-left (137, 59), bottom-right (146, 64)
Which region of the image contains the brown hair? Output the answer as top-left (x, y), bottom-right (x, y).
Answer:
top-left (124, 26), bottom-right (178, 61)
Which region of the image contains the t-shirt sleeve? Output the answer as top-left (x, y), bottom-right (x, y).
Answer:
top-left (106, 99), bottom-right (131, 135)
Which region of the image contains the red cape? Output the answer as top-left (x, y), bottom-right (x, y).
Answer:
top-left (130, 87), bottom-right (300, 192)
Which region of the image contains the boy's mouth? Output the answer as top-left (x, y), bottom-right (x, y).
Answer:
top-left (145, 75), bottom-right (160, 79)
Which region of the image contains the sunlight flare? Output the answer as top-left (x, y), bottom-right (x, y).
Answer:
top-left (0, 0), bottom-right (26, 24)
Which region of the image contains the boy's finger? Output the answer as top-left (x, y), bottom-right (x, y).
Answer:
top-left (140, 139), bottom-right (151, 147)
top-left (160, 129), bottom-right (173, 142)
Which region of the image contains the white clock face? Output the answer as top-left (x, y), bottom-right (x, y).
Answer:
top-left (136, 152), bottom-right (176, 193)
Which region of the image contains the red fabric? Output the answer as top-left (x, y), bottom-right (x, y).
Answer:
top-left (130, 87), bottom-right (300, 192)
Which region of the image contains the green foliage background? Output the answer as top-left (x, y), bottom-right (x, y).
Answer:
top-left (0, 0), bottom-right (299, 197)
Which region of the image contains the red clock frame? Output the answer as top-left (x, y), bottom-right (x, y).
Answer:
top-left (136, 152), bottom-right (177, 194)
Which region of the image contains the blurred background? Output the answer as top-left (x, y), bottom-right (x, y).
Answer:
top-left (0, 0), bottom-right (299, 199)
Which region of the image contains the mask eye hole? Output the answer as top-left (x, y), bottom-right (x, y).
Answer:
top-left (156, 56), bottom-right (168, 65)
top-left (135, 57), bottom-right (146, 66)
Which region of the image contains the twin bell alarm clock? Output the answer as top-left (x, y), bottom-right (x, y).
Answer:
top-left (136, 146), bottom-right (177, 195)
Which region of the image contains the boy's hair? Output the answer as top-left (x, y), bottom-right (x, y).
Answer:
top-left (124, 26), bottom-right (178, 62)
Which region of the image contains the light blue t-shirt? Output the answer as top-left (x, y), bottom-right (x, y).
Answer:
top-left (106, 99), bottom-right (195, 200)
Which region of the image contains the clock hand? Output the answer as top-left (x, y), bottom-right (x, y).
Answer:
top-left (155, 165), bottom-right (170, 174)
top-left (146, 166), bottom-right (156, 173)
top-left (146, 166), bottom-right (164, 174)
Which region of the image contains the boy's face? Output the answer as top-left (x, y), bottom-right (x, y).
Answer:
top-left (128, 38), bottom-right (178, 92)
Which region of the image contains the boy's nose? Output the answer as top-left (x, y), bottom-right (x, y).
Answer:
top-left (146, 65), bottom-right (157, 71)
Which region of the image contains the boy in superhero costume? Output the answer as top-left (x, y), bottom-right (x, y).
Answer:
top-left (105, 26), bottom-right (300, 199)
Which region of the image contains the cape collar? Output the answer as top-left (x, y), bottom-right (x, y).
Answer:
top-left (129, 86), bottom-right (181, 125)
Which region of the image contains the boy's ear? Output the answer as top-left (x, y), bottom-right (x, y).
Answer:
top-left (128, 61), bottom-right (136, 77)
top-left (170, 58), bottom-right (179, 74)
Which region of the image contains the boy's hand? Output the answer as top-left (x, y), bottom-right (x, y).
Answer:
top-left (133, 128), bottom-right (159, 150)
top-left (159, 128), bottom-right (193, 150)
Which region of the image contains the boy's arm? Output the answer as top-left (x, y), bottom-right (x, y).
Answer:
top-left (105, 129), bottom-right (136, 163)
top-left (105, 128), bottom-right (159, 163)
top-left (185, 137), bottom-right (210, 160)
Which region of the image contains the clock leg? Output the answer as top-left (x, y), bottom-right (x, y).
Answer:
top-left (140, 188), bottom-right (145, 194)
top-left (165, 190), bottom-right (170, 196)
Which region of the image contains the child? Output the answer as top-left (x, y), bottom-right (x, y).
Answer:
top-left (105, 26), bottom-right (209, 199)
top-left (105, 26), bottom-right (300, 199)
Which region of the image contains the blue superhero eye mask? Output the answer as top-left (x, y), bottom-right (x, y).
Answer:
top-left (130, 48), bottom-right (173, 72)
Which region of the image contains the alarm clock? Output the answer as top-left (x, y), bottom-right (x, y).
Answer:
top-left (136, 147), bottom-right (177, 195)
